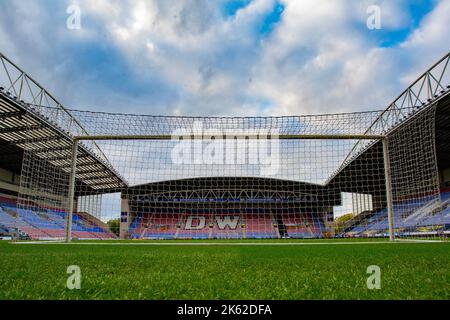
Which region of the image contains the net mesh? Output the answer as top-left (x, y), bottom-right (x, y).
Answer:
top-left (14, 105), bottom-right (445, 240)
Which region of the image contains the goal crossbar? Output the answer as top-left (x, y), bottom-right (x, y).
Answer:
top-left (72, 134), bottom-right (386, 141)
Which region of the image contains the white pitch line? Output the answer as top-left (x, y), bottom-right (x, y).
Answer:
top-left (10, 240), bottom-right (446, 246)
top-left (394, 239), bottom-right (446, 243)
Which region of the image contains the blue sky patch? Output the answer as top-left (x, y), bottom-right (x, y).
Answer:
top-left (259, 2), bottom-right (285, 36)
top-left (378, 0), bottom-right (437, 47)
top-left (223, 0), bottom-right (252, 17)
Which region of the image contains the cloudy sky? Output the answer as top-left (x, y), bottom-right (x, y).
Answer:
top-left (0, 0), bottom-right (449, 117)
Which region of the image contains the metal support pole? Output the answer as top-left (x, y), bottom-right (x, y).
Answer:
top-left (382, 137), bottom-right (395, 241)
top-left (66, 139), bottom-right (78, 243)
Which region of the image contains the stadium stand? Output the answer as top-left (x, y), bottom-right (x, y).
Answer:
top-left (345, 189), bottom-right (450, 237)
top-left (211, 213), bottom-right (243, 239)
top-left (240, 213), bottom-right (279, 239)
top-left (0, 195), bottom-right (116, 240)
top-left (176, 214), bottom-right (212, 239)
top-left (283, 213), bottom-right (326, 238)
top-left (128, 210), bottom-right (311, 239)
top-left (0, 224), bottom-right (11, 238)
top-left (143, 213), bottom-right (181, 240)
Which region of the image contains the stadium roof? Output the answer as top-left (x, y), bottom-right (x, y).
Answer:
top-left (0, 52), bottom-right (126, 191)
top-left (124, 176), bottom-right (339, 206)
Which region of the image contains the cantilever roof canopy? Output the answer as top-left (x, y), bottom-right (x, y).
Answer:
top-left (435, 94), bottom-right (450, 170)
top-left (124, 176), bottom-right (341, 208)
top-left (0, 51), bottom-right (127, 192)
top-left (0, 92), bottom-right (126, 191)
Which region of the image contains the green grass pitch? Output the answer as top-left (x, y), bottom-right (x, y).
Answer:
top-left (0, 239), bottom-right (449, 300)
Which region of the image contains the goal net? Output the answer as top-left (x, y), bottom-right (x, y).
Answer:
top-left (15, 104), bottom-right (446, 242)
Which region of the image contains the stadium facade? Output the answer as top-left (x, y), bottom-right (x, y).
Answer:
top-left (0, 51), bottom-right (449, 241)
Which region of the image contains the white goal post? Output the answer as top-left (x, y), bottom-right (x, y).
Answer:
top-left (65, 134), bottom-right (396, 243)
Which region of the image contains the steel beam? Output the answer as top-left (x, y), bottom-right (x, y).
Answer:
top-left (31, 145), bottom-right (72, 154)
top-left (0, 124), bottom-right (46, 134)
top-left (12, 136), bottom-right (63, 145)
top-left (45, 153), bottom-right (90, 162)
top-left (0, 111), bottom-right (25, 120)
top-left (76, 168), bottom-right (108, 175)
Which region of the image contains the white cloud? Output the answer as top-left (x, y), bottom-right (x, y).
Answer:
top-left (246, 0), bottom-right (449, 115)
top-left (0, 0), bottom-right (448, 117)
top-left (401, 0), bottom-right (450, 60)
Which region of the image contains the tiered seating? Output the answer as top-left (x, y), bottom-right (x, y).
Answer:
top-left (0, 202), bottom-right (52, 239)
top-left (417, 190), bottom-right (450, 226)
top-left (211, 214), bottom-right (243, 239)
top-left (0, 224), bottom-right (9, 236)
top-left (0, 206), bottom-right (28, 235)
top-left (0, 196), bottom-right (116, 240)
top-left (441, 189), bottom-right (450, 202)
top-left (244, 214), bottom-right (279, 239)
top-left (283, 213), bottom-right (325, 238)
top-left (143, 214), bottom-right (180, 239)
top-left (176, 214), bottom-right (211, 239)
top-left (347, 190), bottom-right (450, 236)
top-left (131, 213), bottom-right (244, 240)
top-left (419, 210), bottom-right (450, 226)
top-left (128, 210), bottom-right (334, 239)
top-left (283, 215), bottom-right (308, 237)
top-left (17, 208), bottom-right (66, 238)
top-left (129, 212), bottom-right (279, 239)
top-left (72, 212), bottom-right (116, 239)
top-left (312, 216), bottom-right (326, 236)
top-left (128, 215), bottom-right (144, 238)
top-left (357, 209), bottom-right (387, 233)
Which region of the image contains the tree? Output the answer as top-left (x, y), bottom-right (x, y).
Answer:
top-left (107, 218), bottom-right (120, 236)
top-left (334, 213), bottom-right (354, 234)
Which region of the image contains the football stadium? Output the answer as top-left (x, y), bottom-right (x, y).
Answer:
top-left (1, 50), bottom-right (450, 242)
top-left (0, 48), bottom-right (449, 300)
